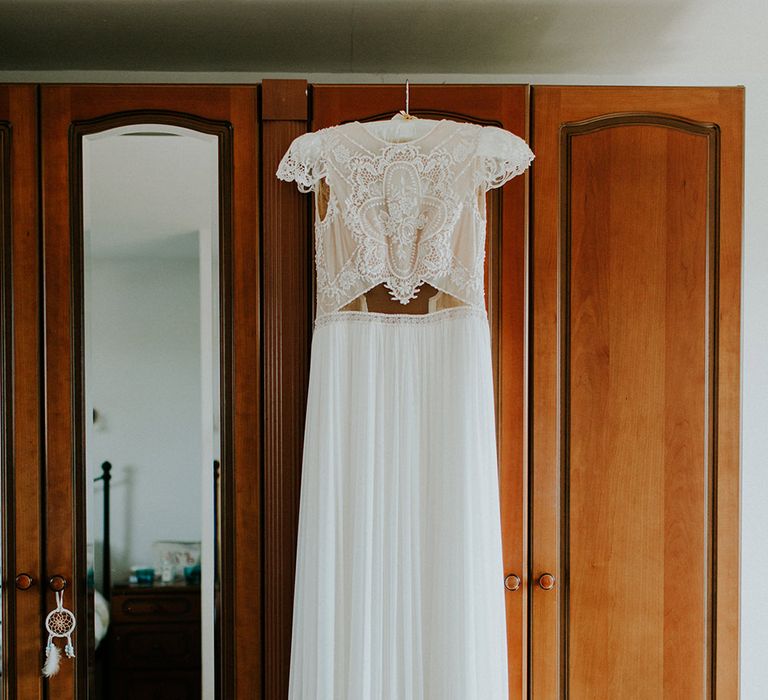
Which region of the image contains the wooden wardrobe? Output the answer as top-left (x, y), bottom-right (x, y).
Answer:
top-left (263, 81), bottom-right (743, 700)
top-left (0, 84), bottom-right (262, 700)
top-left (0, 81), bottom-right (742, 698)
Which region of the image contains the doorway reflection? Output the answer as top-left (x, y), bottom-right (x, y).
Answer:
top-left (82, 124), bottom-right (219, 699)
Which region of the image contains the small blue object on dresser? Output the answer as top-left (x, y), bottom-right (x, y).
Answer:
top-left (183, 564), bottom-right (201, 585)
top-left (129, 566), bottom-right (155, 585)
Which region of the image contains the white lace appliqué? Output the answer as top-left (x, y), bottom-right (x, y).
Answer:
top-left (343, 143), bottom-right (462, 304)
top-left (276, 120), bottom-right (534, 317)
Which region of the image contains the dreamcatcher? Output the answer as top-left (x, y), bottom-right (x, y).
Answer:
top-left (42, 590), bottom-right (76, 677)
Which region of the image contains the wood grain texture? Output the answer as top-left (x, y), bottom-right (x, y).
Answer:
top-left (40, 85), bottom-right (76, 700)
top-left (531, 86), bottom-right (743, 699)
top-left (0, 108), bottom-right (12, 700)
top-left (40, 84), bottom-right (261, 699)
top-left (306, 83), bottom-right (531, 699)
top-left (0, 83), bottom-right (43, 700)
top-left (530, 85), bottom-right (562, 700)
top-left (261, 78), bottom-right (312, 700)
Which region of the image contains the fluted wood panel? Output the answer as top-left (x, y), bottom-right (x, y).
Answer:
top-left (261, 78), bottom-right (312, 700)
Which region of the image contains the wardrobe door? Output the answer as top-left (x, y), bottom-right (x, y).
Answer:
top-left (0, 85), bottom-right (43, 700)
top-left (530, 86), bottom-right (743, 699)
top-left (40, 85), bottom-right (260, 700)
top-left (262, 81), bottom-right (530, 700)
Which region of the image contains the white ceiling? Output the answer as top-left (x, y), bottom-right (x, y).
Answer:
top-left (83, 127), bottom-right (218, 259)
top-left (0, 0), bottom-right (698, 74)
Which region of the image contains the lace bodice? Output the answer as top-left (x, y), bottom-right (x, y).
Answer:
top-left (275, 118), bottom-right (534, 318)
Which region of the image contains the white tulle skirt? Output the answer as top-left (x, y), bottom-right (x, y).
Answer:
top-left (288, 306), bottom-right (509, 700)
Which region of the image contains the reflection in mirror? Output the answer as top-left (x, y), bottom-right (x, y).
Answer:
top-left (83, 125), bottom-right (219, 699)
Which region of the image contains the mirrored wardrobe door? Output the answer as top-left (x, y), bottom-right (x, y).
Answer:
top-left (40, 86), bottom-right (261, 700)
top-left (0, 84), bottom-right (44, 700)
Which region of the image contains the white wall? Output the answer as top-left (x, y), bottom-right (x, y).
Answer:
top-left (3, 0), bottom-right (766, 695)
top-left (86, 255), bottom-right (203, 586)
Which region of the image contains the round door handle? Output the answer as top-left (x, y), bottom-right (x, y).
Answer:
top-left (504, 573), bottom-right (521, 592)
top-left (15, 573), bottom-right (34, 590)
top-left (537, 573), bottom-right (556, 590)
top-left (48, 574), bottom-right (68, 592)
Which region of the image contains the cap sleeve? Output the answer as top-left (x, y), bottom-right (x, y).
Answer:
top-left (275, 131), bottom-right (326, 193)
top-left (475, 125), bottom-right (535, 191)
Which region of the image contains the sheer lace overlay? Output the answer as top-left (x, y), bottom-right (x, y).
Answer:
top-left (276, 119), bottom-right (534, 318)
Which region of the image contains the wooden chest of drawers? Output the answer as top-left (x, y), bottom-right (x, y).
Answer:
top-left (109, 584), bottom-right (201, 700)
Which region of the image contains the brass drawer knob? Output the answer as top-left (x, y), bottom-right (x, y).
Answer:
top-left (537, 573), bottom-right (556, 590)
top-left (504, 573), bottom-right (521, 591)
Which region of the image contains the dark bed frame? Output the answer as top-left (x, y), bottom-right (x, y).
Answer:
top-left (94, 461), bottom-right (112, 597)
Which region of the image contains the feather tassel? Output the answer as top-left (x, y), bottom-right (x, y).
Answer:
top-left (42, 639), bottom-right (61, 677)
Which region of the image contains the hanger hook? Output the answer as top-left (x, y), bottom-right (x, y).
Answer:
top-left (398, 79), bottom-right (415, 119)
top-left (405, 79), bottom-right (410, 115)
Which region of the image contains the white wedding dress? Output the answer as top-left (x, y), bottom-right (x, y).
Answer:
top-left (276, 116), bottom-right (534, 700)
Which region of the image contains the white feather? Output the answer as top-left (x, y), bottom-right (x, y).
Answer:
top-left (42, 641), bottom-right (61, 677)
